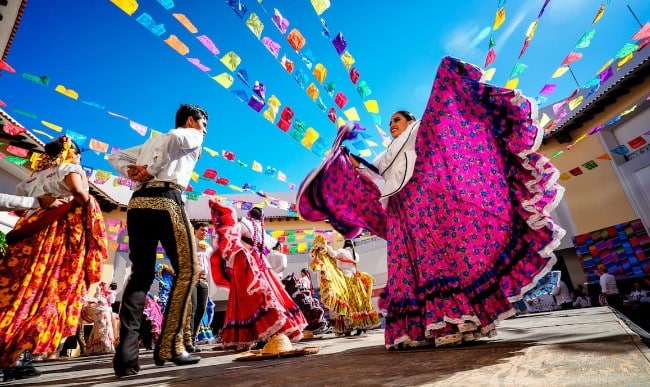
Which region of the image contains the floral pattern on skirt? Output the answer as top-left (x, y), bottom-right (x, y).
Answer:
top-left (0, 198), bottom-right (107, 366)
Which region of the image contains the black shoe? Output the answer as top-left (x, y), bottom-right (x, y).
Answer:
top-left (3, 368), bottom-right (16, 382)
top-left (114, 366), bottom-right (139, 378)
top-left (113, 358), bottom-right (140, 377)
top-left (186, 345), bottom-right (201, 353)
top-left (170, 351), bottom-right (201, 366)
top-left (250, 341), bottom-right (267, 350)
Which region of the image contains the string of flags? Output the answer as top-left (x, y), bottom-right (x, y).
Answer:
top-left (104, 215), bottom-right (345, 255)
top-left (0, 67), bottom-right (299, 198)
top-left (307, 0), bottom-right (392, 147)
top-left (549, 93), bottom-right (650, 181)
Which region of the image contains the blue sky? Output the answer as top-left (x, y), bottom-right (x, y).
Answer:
top-left (0, 0), bottom-right (648, 203)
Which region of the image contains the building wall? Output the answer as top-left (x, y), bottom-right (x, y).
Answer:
top-left (537, 79), bottom-right (650, 288)
top-left (538, 82), bottom-right (650, 235)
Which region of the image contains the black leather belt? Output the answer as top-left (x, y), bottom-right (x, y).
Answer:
top-left (138, 181), bottom-right (183, 192)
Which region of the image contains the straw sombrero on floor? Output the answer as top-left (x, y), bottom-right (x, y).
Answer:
top-left (233, 334), bottom-right (320, 361)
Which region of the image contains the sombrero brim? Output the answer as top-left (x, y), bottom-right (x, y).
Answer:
top-left (233, 346), bottom-right (320, 361)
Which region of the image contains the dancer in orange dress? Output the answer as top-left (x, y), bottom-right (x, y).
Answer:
top-left (0, 136), bottom-right (107, 381)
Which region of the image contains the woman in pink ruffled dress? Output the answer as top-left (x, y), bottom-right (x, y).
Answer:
top-left (298, 56), bottom-right (565, 349)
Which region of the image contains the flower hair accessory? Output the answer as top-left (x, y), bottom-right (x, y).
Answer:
top-left (31, 135), bottom-right (78, 174)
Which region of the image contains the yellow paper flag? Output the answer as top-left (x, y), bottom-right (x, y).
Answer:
top-left (54, 85), bottom-right (79, 100)
top-left (618, 53), bottom-right (633, 68)
top-left (336, 117), bottom-right (345, 128)
top-left (191, 171), bottom-right (199, 182)
top-left (559, 172), bottom-right (572, 180)
top-left (297, 242), bottom-right (307, 253)
top-left (313, 63), bottom-right (327, 83)
top-left (41, 120), bottom-right (63, 132)
top-left (173, 13), bottom-right (198, 33)
top-left (110, 0), bottom-right (138, 16)
top-left (212, 73), bottom-right (234, 88)
top-left (343, 107), bottom-right (360, 121)
top-left (525, 21), bottom-right (538, 39)
top-left (482, 68), bottom-right (496, 81)
top-left (504, 78), bottom-right (519, 90)
top-left (592, 3), bottom-right (605, 24)
top-left (364, 100), bottom-right (379, 114)
top-left (341, 51), bottom-right (355, 70)
top-left (306, 83), bottom-right (319, 100)
top-left (310, 0), bottom-right (331, 15)
top-left (165, 35), bottom-right (189, 55)
top-left (551, 66), bottom-right (569, 78)
top-left (539, 113), bottom-right (550, 128)
top-left (246, 13), bottom-right (264, 39)
top-left (301, 127), bottom-right (320, 148)
top-left (203, 146), bottom-right (218, 157)
top-left (569, 96), bottom-right (584, 111)
top-left (493, 7), bottom-right (506, 30)
top-left (359, 149), bottom-right (372, 157)
top-left (220, 51), bottom-right (241, 71)
top-left (252, 160), bottom-right (263, 172)
top-left (268, 95), bottom-right (281, 108)
top-left (262, 107), bottom-right (277, 123)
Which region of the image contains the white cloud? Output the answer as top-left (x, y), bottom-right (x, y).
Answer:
top-left (495, 8), bottom-right (527, 48)
top-left (543, 0), bottom-right (592, 24)
top-left (443, 23), bottom-right (483, 61)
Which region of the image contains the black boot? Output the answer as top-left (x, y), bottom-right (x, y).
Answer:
top-left (3, 351), bottom-right (41, 381)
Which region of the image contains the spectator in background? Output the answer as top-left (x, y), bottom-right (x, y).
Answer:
top-left (551, 280), bottom-right (573, 310)
top-left (185, 222), bottom-right (212, 353)
top-left (572, 285), bottom-right (591, 309)
top-left (110, 227), bottom-right (132, 313)
top-left (597, 264), bottom-right (621, 310)
top-left (267, 242), bottom-right (288, 278)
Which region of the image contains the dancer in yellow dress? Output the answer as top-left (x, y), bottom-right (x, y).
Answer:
top-left (310, 236), bottom-right (379, 335)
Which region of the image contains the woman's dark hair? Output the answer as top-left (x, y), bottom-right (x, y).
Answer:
top-left (44, 137), bottom-right (81, 158)
top-left (175, 103), bottom-right (209, 127)
top-left (394, 110), bottom-right (416, 121)
top-left (248, 207), bottom-right (264, 220)
top-left (301, 268), bottom-right (309, 275)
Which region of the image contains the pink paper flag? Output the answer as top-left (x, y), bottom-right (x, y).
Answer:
top-left (539, 84), bottom-right (556, 95)
top-left (632, 22), bottom-right (650, 41)
top-left (484, 48), bottom-right (496, 67)
top-left (129, 121), bottom-right (148, 136)
top-left (187, 58), bottom-right (211, 72)
top-left (0, 59), bottom-right (16, 73)
top-left (2, 121), bottom-right (26, 135)
top-left (561, 52), bottom-right (583, 66)
top-left (197, 35), bottom-right (220, 55)
top-left (6, 145), bottom-right (29, 158)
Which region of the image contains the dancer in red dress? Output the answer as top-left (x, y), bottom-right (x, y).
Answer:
top-left (209, 200), bottom-right (307, 349)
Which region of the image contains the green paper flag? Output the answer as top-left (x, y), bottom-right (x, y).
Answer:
top-left (582, 160), bottom-right (598, 170)
top-left (509, 63), bottom-right (528, 78)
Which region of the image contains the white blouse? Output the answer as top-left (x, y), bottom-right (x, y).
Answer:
top-left (15, 163), bottom-right (87, 216)
top-left (372, 120), bottom-right (420, 200)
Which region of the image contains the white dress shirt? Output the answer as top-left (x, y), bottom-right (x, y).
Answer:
top-left (599, 272), bottom-right (619, 295)
top-left (107, 127), bottom-right (204, 189)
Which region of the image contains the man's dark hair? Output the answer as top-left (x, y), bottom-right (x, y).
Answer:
top-left (193, 221), bottom-right (209, 230)
top-left (175, 104), bottom-right (209, 127)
